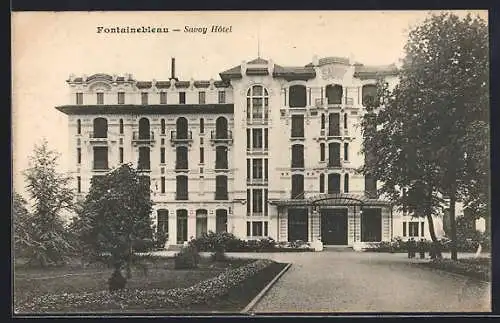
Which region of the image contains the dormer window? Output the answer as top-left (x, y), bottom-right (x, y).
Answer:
top-left (160, 92), bottom-right (167, 104)
top-left (141, 92), bottom-right (149, 105)
top-left (96, 92), bottom-right (104, 105)
top-left (118, 92), bottom-right (125, 104)
top-left (179, 92), bottom-right (186, 104)
top-left (76, 92), bottom-right (83, 105)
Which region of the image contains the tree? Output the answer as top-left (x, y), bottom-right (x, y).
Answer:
top-left (13, 192), bottom-right (32, 257)
top-left (76, 164), bottom-right (153, 291)
top-left (362, 13), bottom-right (489, 260)
top-left (21, 139), bottom-right (75, 266)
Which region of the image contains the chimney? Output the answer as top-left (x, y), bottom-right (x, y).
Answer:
top-left (171, 57), bottom-right (176, 80)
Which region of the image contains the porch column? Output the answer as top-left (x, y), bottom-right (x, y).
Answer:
top-left (308, 205), bottom-right (313, 242)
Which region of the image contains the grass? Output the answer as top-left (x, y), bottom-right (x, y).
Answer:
top-left (14, 256), bottom-right (251, 312)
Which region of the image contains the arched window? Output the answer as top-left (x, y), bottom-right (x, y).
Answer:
top-left (138, 117), bottom-right (150, 139)
top-left (77, 119), bottom-right (81, 135)
top-left (157, 209), bottom-right (168, 236)
top-left (161, 119), bottom-right (166, 135)
top-left (362, 84), bottom-right (378, 107)
top-left (215, 116), bottom-right (228, 139)
top-left (119, 119), bottom-right (124, 134)
top-left (291, 174), bottom-right (305, 199)
top-left (326, 84), bottom-right (343, 104)
top-left (289, 85), bottom-right (307, 107)
top-left (93, 117), bottom-right (108, 138)
top-left (176, 117), bottom-right (188, 139)
top-left (246, 85), bottom-right (269, 120)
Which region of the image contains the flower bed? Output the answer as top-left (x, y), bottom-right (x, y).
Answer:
top-left (420, 258), bottom-right (491, 282)
top-left (15, 259), bottom-right (274, 313)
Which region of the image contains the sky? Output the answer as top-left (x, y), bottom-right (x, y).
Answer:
top-left (11, 10), bottom-right (487, 195)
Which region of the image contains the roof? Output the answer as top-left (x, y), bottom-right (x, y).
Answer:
top-left (248, 57), bottom-right (268, 64)
top-left (305, 56), bottom-right (350, 67)
top-left (354, 64), bottom-right (399, 79)
top-left (270, 193), bottom-right (391, 207)
top-left (273, 65), bottom-right (316, 80)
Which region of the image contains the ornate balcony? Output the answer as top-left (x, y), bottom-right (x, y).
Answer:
top-left (210, 130), bottom-right (233, 145)
top-left (132, 131), bottom-right (155, 145)
top-left (170, 130), bottom-right (193, 145)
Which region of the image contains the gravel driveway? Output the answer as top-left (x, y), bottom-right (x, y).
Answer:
top-left (237, 251), bottom-right (491, 313)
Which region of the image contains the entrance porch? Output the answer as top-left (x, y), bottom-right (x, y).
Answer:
top-left (272, 193), bottom-right (392, 247)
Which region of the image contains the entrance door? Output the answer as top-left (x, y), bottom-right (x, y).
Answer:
top-left (288, 208), bottom-right (308, 242)
top-left (321, 208), bottom-right (348, 245)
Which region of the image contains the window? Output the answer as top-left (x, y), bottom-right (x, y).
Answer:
top-left (291, 115), bottom-right (305, 138)
top-left (247, 221), bottom-right (268, 237)
top-left (119, 147), bottom-right (124, 163)
top-left (199, 147), bottom-right (204, 164)
top-left (361, 208), bottom-right (382, 242)
top-left (252, 189), bottom-right (263, 213)
top-left (198, 91), bottom-right (206, 104)
top-left (247, 159), bottom-right (251, 179)
top-left (77, 148), bottom-right (81, 164)
top-left (328, 173), bottom-right (341, 194)
top-left (196, 210), bottom-right (208, 238)
top-left (215, 146), bottom-right (228, 169)
top-left (138, 147), bottom-right (151, 170)
top-left (160, 147), bottom-right (165, 164)
top-left (157, 209), bottom-right (168, 235)
top-left (96, 92), bottom-right (104, 105)
top-left (409, 222), bottom-right (420, 237)
top-left (320, 143), bottom-right (325, 162)
top-left (328, 113), bottom-right (340, 136)
top-left (252, 129), bottom-right (263, 148)
top-left (319, 174), bottom-right (325, 193)
top-left (77, 176), bottom-right (81, 193)
top-left (344, 143), bottom-right (349, 161)
top-left (216, 209), bottom-right (228, 233)
top-left (176, 117), bottom-right (189, 139)
top-left (246, 129), bottom-right (251, 149)
top-left (200, 118), bottom-right (204, 134)
top-left (289, 85), bottom-right (307, 107)
top-left (291, 174), bottom-right (304, 199)
top-left (141, 92), bottom-right (148, 105)
top-left (200, 138), bottom-right (203, 145)
top-left (160, 92), bottom-right (167, 104)
top-left (179, 92), bottom-right (186, 104)
top-left (161, 119), bottom-right (166, 135)
top-left (344, 113), bottom-right (348, 129)
top-left (118, 92), bottom-right (125, 104)
top-left (264, 129), bottom-right (268, 149)
top-left (160, 176), bottom-right (166, 193)
top-left (252, 158), bottom-right (263, 179)
top-left (246, 85), bottom-right (269, 120)
top-left (246, 189), bottom-right (251, 214)
top-left (161, 138), bottom-right (165, 145)
top-left (252, 222), bottom-right (263, 236)
top-left (119, 119), bottom-right (124, 134)
top-left (93, 147), bottom-right (108, 170)
top-left (421, 222), bottom-right (425, 236)
top-left (215, 117), bottom-right (228, 139)
top-left (344, 173), bottom-right (349, 193)
top-left (365, 175), bottom-right (377, 198)
top-left (264, 159), bottom-right (268, 180)
top-left (176, 146), bottom-right (188, 170)
top-left (321, 114), bottom-right (325, 130)
top-left (76, 93), bottom-right (83, 105)
top-left (218, 91), bottom-right (226, 104)
top-left (215, 175), bottom-right (228, 200)
top-left (326, 84), bottom-right (342, 104)
top-left (403, 222), bottom-right (407, 237)
top-left (328, 143), bottom-right (341, 167)
top-left (291, 144), bottom-right (304, 168)
top-left (362, 84), bottom-right (378, 107)
top-left (264, 189), bottom-right (268, 216)
top-left (77, 119), bottom-right (81, 135)
top-left (93, 118), bottom-right (108, 138)
top-left (247, 222), bottom-right (251, 236)
top-left (176, 175), bottom-right (188, 200)
top-left (138, 118), bottom-right (150, 139)
top-left (176, 209), bottom-right (188, 243)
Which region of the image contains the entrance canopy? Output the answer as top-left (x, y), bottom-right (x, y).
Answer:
top-left (269, 193), bottom-right (391, 207)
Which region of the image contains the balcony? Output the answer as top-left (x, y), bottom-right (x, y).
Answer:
top-left (327, 131), bottom-right (342, 140)
top-left (246, 177), bottom-right (269, 185)
top-left (175, 161), bottom-right (189, 172)
top-left (132, 131), bottom-right (155, 145)
top-left (88, 133), bottom-right (108, 144)
top-left (290, 132), bottom-right (305, 141)
top-left (171, 130), bottom-right (193, 145)
top-left (210, 130), bottom-right (233, 145)
top-left (215, 162), bottom-right (229, 172)
top-left (247, 147), bottom-right (269, 155)
top-left (327, 160), bottom-right (342, 169)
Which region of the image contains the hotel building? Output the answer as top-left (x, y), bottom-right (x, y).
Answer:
top-left (57, 55), bottom-right (446, 248)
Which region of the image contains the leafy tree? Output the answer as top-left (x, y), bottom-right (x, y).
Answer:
top-left (13, 192), bottom-right (32, 257)
top-left (21, 139), bottom-right (75, 266)
top-left (76, 164), bottom-right (153, 291)
top-left (362, 13), bottom-right (488, 260)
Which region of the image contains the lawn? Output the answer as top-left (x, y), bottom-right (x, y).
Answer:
top-left (14, 255), bottom-right (251, 312)
top-left (420, 257), bottom-right (491, 282)
top-left (14, 255), bottom-right (288, 313)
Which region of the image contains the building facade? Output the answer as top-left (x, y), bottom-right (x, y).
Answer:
top-left (57, 55), bottom-right (440, 248)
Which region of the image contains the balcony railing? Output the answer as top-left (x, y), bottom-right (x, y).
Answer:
top-left (247, 147), bottom-right (269, 155)
top-left (88, 132), bottom-right (108, 143)
top-left (210, 130), bottom-right (233, 144)
top-left (327, 160), bottom-right (342, 168)
top-left (246, 177), bottom-right (268, 185)
top-left (132, 131), bottom-right (155, 143)
top-left (215, 162), bottom-right (229, 171)
top-left (175, 161), bottom-right (189, 171)
top-left (291, 191), bottom-right (305, 200)
top-left (171, 130), bottom-right (193, 143)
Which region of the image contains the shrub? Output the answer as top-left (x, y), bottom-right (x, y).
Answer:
top-left (174, 245), bottom-right (200, 269)
top-left (153, 231), bottom-right (168, 250)
top-left (132, 238), bottom-right (155, 253)
top-left (189, 231), bottom-right (244, 253)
